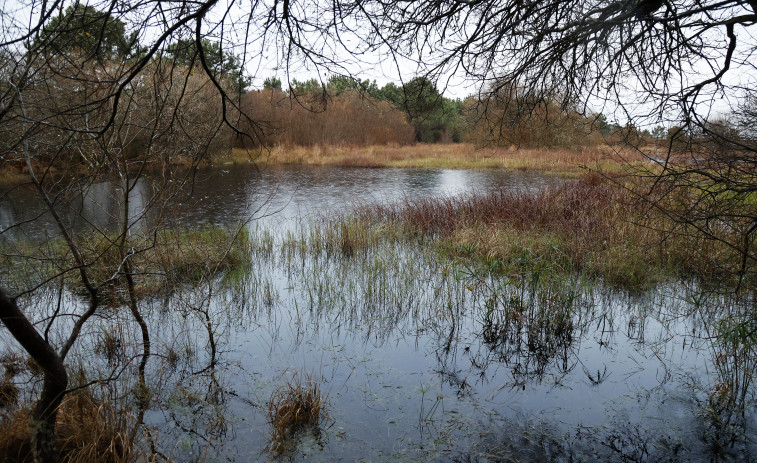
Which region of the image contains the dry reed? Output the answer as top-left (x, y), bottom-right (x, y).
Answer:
top-left (227, 143), bottom-right (645, 173)
top-left (0, 389), bottom-right (133, 463)
top-left (322, 174), bottom-right (742, 289)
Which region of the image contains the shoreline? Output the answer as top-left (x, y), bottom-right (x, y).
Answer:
top-left (0, 143), bottom-right (649, 186)
top-left (221, 143), bottom-right (646, 175)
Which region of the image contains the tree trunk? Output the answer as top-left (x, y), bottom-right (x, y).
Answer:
top-left (0, 288), bottom-right (67, 463)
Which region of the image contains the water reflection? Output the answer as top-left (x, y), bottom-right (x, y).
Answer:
top-left (0, 165), bottom-right (561, 240)
top-left (4, 233), bottom-right (755, 461)
top-left (0, 176), bottom-right (155, 240)
top-left (214, 236), bottom-right (756, 461)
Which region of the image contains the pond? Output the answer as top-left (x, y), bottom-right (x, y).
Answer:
top-left (0, 165), bottom-right (557, 239)
top-left (0, 165), bottom-right (754, 462)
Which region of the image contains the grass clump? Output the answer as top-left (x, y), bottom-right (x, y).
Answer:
top-left (149, 224), bottom-right (252, 289)
top-left (0, 388), bottom-right (133, 463)
top-left (267, 374), bottom-right (326, 456)
top-left (0, 223), bottom-right (252, 303)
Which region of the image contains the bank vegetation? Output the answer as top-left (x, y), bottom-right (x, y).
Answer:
top-left (295, 174), bottom-right (757, 292)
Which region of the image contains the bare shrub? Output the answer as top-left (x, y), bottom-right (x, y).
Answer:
top-left (237, 89), bottom-right (414, 148)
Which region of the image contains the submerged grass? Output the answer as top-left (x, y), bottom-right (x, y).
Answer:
top-left (227, 143), bottom-right (645, 174)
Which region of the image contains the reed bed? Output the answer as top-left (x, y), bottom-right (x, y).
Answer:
top-left (227, 143), bottom-right (646, 173)
top-left (295, 174), bottom-right (745, 290)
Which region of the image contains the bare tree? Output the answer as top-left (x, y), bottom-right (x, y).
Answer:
top-left (0, 2), bottom-right (256, 461)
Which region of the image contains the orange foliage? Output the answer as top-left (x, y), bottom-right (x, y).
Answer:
top-left (235, 90), bottom-right (414, 147)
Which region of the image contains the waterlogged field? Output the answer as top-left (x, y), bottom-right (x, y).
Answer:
top-left (0, 165), bottom-right (754, 462)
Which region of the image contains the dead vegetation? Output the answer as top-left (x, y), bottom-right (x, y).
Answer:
top-left (227, 142), bottom-right (646, 173)
top-left (301, 173), bottom-right (747, 290)
top-left (267, 374), bottom-right (326, 456)
top-left (0, 389), bottom-right (134, 463)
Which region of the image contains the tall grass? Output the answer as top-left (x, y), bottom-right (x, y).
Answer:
top-left (0, 388), bottom-right (134, 463)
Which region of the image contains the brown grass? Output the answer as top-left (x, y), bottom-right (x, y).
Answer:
top-left (267, 374), bottom-right (325, 456)
top-left (0, 380), bottom-right (18, 409)
top-left (0, 389), bottom-right (134, 463)
top-left (353, 173), bottom-right (621, 237)
top-left (0, 140), bottom-right (648, 183)
top-left (226, 143), bottom-right (646, 174)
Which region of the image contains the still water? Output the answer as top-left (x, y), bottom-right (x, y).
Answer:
top-left (0, 165), bottom-right (754, 462)
top-left (0, 165), bottom-right (557, 240)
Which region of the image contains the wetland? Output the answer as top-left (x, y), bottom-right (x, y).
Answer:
top-left (0, 164), bottom-right (755, 462)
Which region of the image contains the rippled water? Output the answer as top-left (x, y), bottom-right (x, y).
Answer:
top-left (0, 165), bottom-right (754, 462)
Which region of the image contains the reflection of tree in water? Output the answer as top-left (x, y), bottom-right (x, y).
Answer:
top-left (690, 293), bottom-right (757, 454)
top-left (33, 237), bottom-right (749, 461)
top-left (431, 279), bottom-right (757, 461)
top-left (448, 387), bottom-right (754, 463)
top-left (449, 413), bottom-right (700, 462)
top-left (246, 246), bottom-right (757, 461)
top-left (0, 269), bottom-right (254, 460)
top-left (431, 276), bottom-right (587, 396)
top-left (148, 283), bottom-right (246, 460)
top-left (477, 287), bottom-right (578, 388)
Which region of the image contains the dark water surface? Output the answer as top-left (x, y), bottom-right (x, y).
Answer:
top-left (0, 165), bottom-right (557, 239)
top-left (1, 165), bottom-right (754, 462)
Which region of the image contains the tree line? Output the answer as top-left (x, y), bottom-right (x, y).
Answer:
top-left (0, 1), bottom-right (655, 166)
top-left (12, 1), bottom-right (753, 164)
